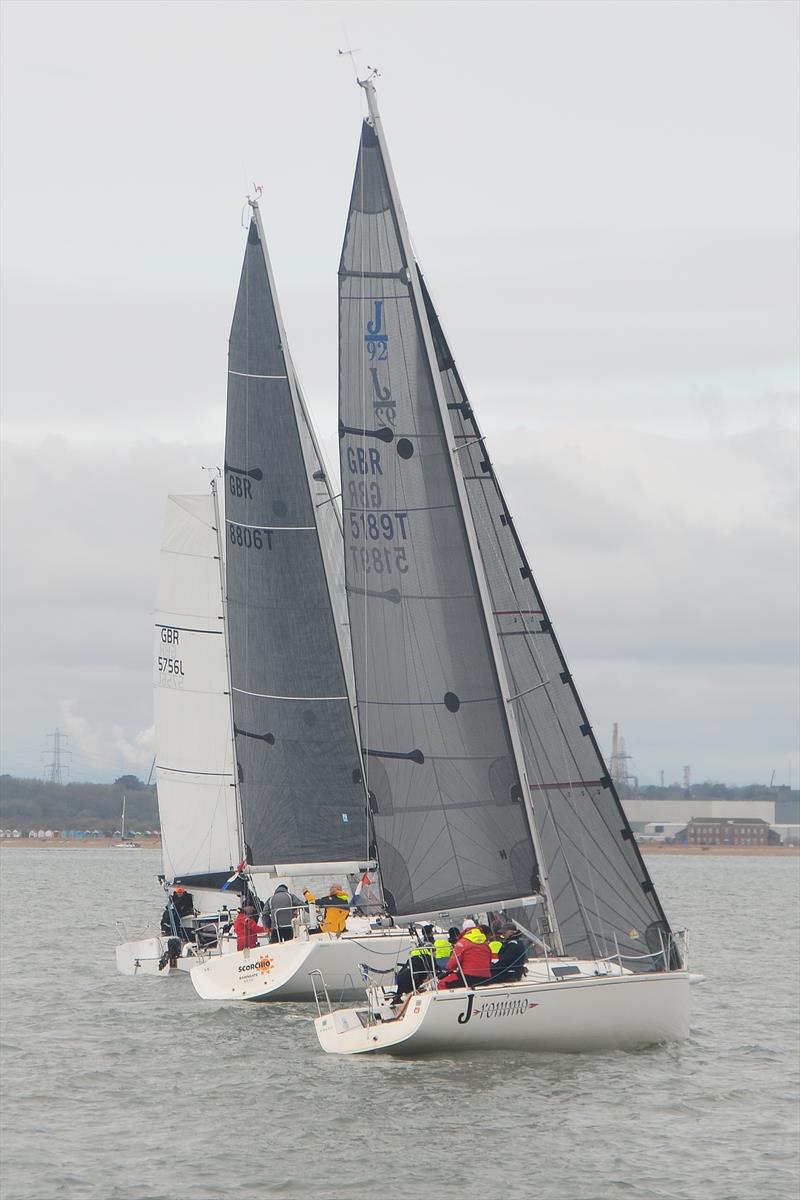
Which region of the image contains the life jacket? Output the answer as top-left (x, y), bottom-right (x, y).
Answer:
top-left (433, 937), bottom-right (452, 961)
top-left (448, 928), bottom-right (492, 978)
top-left (320, 890), bottom-right (349, 934)
top-left (463, 928), bottom-right (487, 945)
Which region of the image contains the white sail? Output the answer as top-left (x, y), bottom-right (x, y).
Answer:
top-left (154, 493), bottom-right (242, 881)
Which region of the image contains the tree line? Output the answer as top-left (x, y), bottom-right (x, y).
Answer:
top-left (0, 775), bottom-right (159, 831)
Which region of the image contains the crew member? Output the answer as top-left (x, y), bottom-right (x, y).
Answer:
top-left (233, 905), bottom-right (268, 951)
top-left (315, 883), bottom-right (350, 936)
top-left (432, 936), bottom-right (454, 975)
top-left (160, 885), bottom-right (194, 937)
top-left (437, 919), bottom-right (492, 989)
top-left (265, 883), bottom-right (302, 943)
top-left (491, 924), bottom-right (529, 983)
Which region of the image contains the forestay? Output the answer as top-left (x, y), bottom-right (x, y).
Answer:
top-left (419, 271), bottom-right (674, 966)
top-left (225, 208), bottom-right (367, 868)
top-left (154, 494), bottom-right (241, 881)
top-left (338, 121), bottom-right (539, 917)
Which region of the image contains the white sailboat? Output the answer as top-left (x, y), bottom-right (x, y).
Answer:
top-left (115, 487), bottom-right (249, 975)
top-left (314, 76), bottom-right (700, 1056)
top-left (113, 795), bottom-right (140, 849)
top-left (189, 196), bottom-right (411, 1002)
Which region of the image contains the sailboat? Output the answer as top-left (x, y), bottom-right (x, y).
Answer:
top-left (314, 76), bottom-right (700, 1055)
top-left (115, 487), bottom-right (248, 975)
top-left (189, 196), bottom-right (411, 1002)
top-left (113, 795), bottom-right (140, 849)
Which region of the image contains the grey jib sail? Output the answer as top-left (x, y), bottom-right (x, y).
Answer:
top-left (338, 121), bottom-right (538, 917)
top-left (419, 271), bottom-right (674, 966)
top-left (225, 210), bottom-right (367, 866)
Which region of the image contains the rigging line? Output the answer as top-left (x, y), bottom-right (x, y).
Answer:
top-left (157, 765), bottom-right (235, 777)
top-left (452, 436), bottom-right (486, 454)
top-left (507, 679), bottom-right (550, 704)
top-left (227, 520), bottom-right (315, 531)
top-left (359, 693), bottom-right (502, 708)
top-left (342, 502), bottom-right (457, 515)
top-left (228, 370), bottom-right (288, 380)
top-left (154, 623), bottom-right (223, 635)
top-left (231, 688), bottom-right (348, 701)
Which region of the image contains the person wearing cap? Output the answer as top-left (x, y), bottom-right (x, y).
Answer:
top-left (265, 883), bottom-right (303, 943)
top-left (390, 926), bottom-right (439, 1004)
top-left (315, 884), bottom-right (350, 936)
top-left (437, 919), bottom-right (492, 990)
top-left (232, 905), bottom-right (268, 951)
top-left (491, 924), bottom-right (529, 983)
top-left (159, 885), bottom-right (194, 936)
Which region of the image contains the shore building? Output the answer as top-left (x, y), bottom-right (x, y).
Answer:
top-left (677, 818), bottom-right (777, 847)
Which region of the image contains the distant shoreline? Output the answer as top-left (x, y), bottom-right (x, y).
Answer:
top-left (0, 838), bottom-right (161, 849)
top-left (639, 843), bottom-right (799, 856)
top-left (0, 838), bottom-right (797, 857)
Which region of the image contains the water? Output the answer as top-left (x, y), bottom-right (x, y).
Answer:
top-left (1, 850), bottom-right (798, 1200)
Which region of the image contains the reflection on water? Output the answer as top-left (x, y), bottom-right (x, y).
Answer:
top-left (0, 849), bottom-right (798, 1200)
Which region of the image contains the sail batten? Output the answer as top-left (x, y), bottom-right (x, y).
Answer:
top-left (224, 205), bottom-right (368, 868)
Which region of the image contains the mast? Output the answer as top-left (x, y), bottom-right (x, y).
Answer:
top-left (210, 474), bottom-right (246, 865)
top-left (356, 77), bottom-right (562, 950)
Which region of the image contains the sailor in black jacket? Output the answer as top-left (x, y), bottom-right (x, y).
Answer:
top-left (490, 925), bottom-right (529, 983)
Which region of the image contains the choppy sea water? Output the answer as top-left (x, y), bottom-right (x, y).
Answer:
top-left (0, 850), bottom-right (798, 1200)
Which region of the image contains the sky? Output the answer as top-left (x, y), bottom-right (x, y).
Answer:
top-left (1, 0), bottom-right (798, 787)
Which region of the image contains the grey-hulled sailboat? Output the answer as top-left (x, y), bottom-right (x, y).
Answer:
top-left (315, 77), bottom-right (698, 1054)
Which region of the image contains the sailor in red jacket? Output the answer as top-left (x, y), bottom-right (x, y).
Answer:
top-left (437, 920), bottom-right (492, 989)
top-left (233, 905), bottom-right (268, 951)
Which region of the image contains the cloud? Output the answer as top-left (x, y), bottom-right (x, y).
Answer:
top-left (0, 0), bottom-right (797, 786)
top-left (59, 699), bottom-right (154, 776)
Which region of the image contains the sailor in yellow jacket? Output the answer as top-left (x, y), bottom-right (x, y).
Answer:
top-left (314, 883), bottom-right (350, 936)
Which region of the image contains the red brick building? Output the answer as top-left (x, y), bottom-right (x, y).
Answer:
top-left (678, 817), bottom-right (777, 846)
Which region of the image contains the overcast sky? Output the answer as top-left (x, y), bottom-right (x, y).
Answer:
top-left (1, 0), bottom-right (798, 787)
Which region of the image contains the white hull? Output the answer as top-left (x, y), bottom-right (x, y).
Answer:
top-left (115, 889), bottom-right (243, 977)
top-left (190, 928), bottom-right (412, 1002)
top-left (315, 969), bottom-right (692, 1056)
top-left (115, 935), bottom-right (199, 976)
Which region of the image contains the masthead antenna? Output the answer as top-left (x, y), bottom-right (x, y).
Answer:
top-left (357, 65), bottom-right (380, 87)
top-left (241, 183), bottom-right (263, 227)
top-left (357, 67), bottom-right (381, 123)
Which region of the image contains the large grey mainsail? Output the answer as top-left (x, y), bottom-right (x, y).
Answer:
top-left (225, 204), bottom-right (367, 867)
top-left (338, 119), bottom-right (539, 917)
top-left (419, 272), bottom-right (674, 965)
